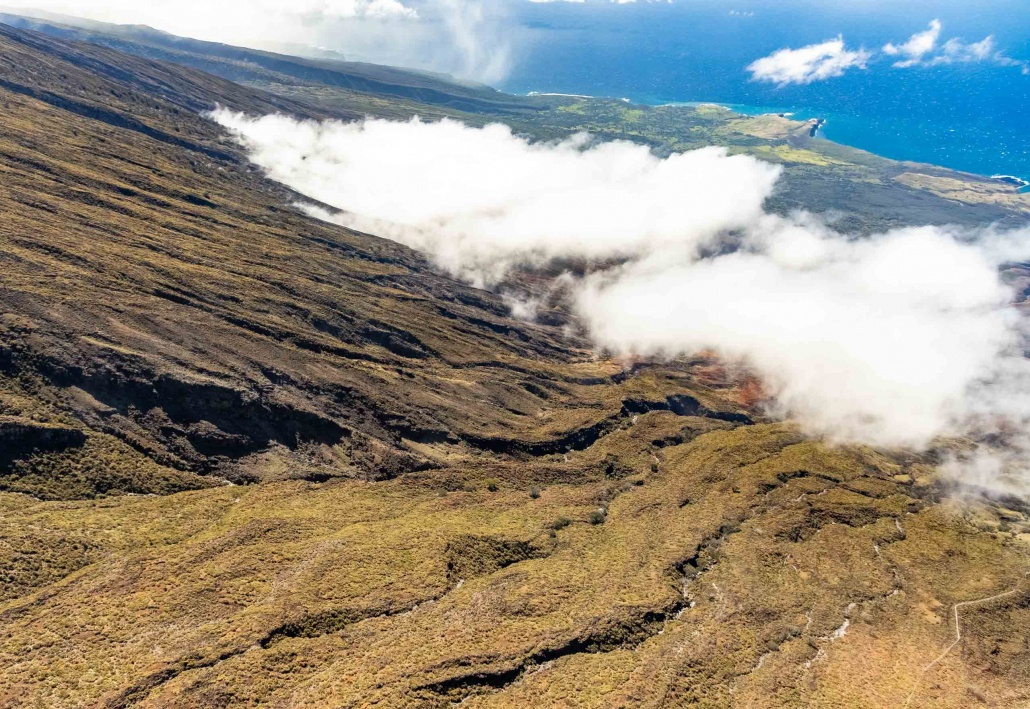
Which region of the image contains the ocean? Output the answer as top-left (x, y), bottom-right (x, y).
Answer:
top-left (498, 0), bottom-right (1030, 182)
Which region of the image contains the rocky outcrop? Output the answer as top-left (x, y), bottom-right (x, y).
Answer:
top-left (0, 418), bottom-right (87, 470)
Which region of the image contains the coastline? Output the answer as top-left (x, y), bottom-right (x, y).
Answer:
top-left (527, 90), bottom-right (1030, 190)
top-left (674, 100), bottom-right (1030, 189)
top-left (528, 91), bottom-right (632, 103)
top-left (992, 174), bottom-right (1030, 192)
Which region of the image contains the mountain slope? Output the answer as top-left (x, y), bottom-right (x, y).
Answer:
top-left (0, 20), bottom-right (679, 497)
top-left (0, 23), bottom-right (1026, 709)
top-left (0, 11), bottom-right (538, 117)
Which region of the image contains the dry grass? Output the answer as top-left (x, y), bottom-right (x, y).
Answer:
top-left (0, 24), bottom-right (1026, 708)
top-left (1, 417), bottom-right (1026, 707)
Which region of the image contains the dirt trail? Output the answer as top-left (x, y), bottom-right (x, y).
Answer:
top-left (901, 571), bottom-right (1030, 708)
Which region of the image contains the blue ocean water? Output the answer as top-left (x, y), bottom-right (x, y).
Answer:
top-left (499, 0), bottom-right (1030, 181)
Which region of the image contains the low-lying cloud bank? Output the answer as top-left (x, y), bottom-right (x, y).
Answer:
top-left (213, 111), bottom-right (780, 285)
top-left (579, 220), bottom-right (1029, 447)
top-left (212, 109), bottom-right (1030, 496)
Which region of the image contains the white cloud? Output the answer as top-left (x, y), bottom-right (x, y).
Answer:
top-left (212, 110), bottom-right (1030, 496)
top-left (431, 0), bottom-right (512, 84)
top-left (936, 36), bottom-right (996, 64)
top-left (12, 0), bottom-right (525, 83)
top-left (11, 0), bottom-right (672, 83)
top-left (15, 0), bottom-right (418, 35)
top-left (211, 111), bottom-right (780, 286)
top-left (884, 21), bottom-right (1029, 73)
top-left (748, 21), bottom-right (1029, 83)
top-left (746, 36), bottom-right (872, 86)
top-left (927, 36), bottom-right (1029, 73)
top-left (883, 18), bottom-right (941, 67)
top-left (576, 219), bottom-right (1029, 449)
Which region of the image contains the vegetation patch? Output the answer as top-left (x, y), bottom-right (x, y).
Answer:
top-left (444, 534), bottom-right (548, 583)
top-left (1, 433), bottom-right (214, 500)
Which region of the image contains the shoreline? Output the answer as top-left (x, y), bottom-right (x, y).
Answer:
top-left (525, 89), bottom-right (1029, 189)
top-left (992, 174), bottom-right (1030, 190)
top-left (527, 91), bottom-right (632, 103)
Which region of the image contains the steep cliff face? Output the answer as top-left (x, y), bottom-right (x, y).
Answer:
top-left (0, 23), bottom-right (1026, 709)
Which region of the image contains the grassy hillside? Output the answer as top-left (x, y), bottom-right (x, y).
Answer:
top-left (0, 11), bottom-right (540, 117)
top-left (0, 22), bottom-right (1026, 709)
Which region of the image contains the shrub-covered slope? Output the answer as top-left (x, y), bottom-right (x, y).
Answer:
top-left (0, 23), bottom-right (1026, 709)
